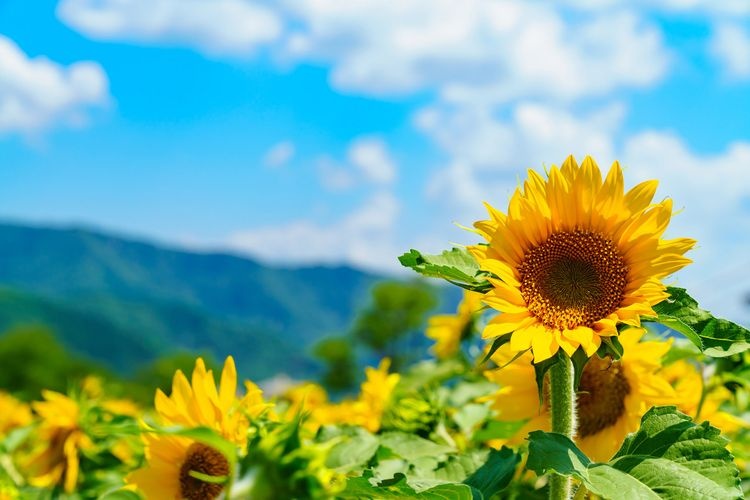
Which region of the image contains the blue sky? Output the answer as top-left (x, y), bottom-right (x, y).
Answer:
top-left (1, 0), bottom-right (749, 323)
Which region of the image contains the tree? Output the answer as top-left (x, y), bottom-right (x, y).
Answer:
top-left (351, 281), bottom-right (437, 371)
top-left (313, 336), bottom-right (357, 392)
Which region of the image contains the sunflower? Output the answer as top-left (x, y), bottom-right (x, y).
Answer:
top-left (484, 328), bottom-right (677, 461)
top-left (661, 360), bottom-right (749, 434)
top-left (313, 359), bottom-right (400, 433)
top-left (24, 391), bottom-right (92, 493)
top-left (469, 155), bottom-right (695, 362)
top-left (425, 290), bottom-right (484, 358)
top-left (128, 356), bottom-right (271, 499)
top-left (128, 434), bottom-right (230, 500)
top-left (0, 391), bottom-right (32, 437)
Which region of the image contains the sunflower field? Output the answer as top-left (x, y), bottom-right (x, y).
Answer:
top-left (3, 156), bottom-right (750, 500)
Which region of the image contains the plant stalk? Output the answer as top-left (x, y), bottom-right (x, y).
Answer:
top-left (549, 354), bottom-right (577, 500)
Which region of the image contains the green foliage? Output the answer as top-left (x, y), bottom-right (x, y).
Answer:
top-left (351, 281), bottom-right (438, 371)
top-left (313, 336), bottom-right (357, 392)
top-left (0, 325), bottom-right (110, 400)
top-left (132, 350), bottom-right (219, 400)
top-left (527, 406), bottom-right (743, 500)
top-left (650, 287), bottom-right (750, 357)
top-left (398, 248), bottom-right (491, 292)
top-left (463, 447), bottom-right (520, 499)
top-left (341, 471), bottom-right (480, 499)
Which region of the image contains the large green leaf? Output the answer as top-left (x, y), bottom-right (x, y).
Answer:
top-left (341, 472), bottom-right (480, 499)
top-left (325, 429), bottom-right (380, 472)
top-left (379, 432), bottom-right (455, 461)
top-left (463, 447), bottom-right (520, 498)
top-left (398, 248), bottom-right (491, 292)
top-left (649, 287), bottom-right (750, 357)
top-left (526, 406), bottom-right (742, 500)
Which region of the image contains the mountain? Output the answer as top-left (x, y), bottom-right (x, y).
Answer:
top-left (0, 221), bottom-right (395, 380)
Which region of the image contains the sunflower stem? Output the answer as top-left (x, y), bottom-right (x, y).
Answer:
top-left (549, 354), bottom-right (577, 500)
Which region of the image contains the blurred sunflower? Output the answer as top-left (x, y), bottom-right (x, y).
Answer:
top-left (314, 358), bottom-right (400, 433)
top-left (24, 391), bottom-right (92, 493)
top-left (0, 392), bottom-right (32, 437)
top-left (128, 356), bottom-right (271, 499)
top-left (425, 290), bottom-right (483, 359)
top-left (484, 328), bottom-right (677, 461)
top-left (661, 360), bottom-right (749, 434)
top-left (469, 155), bottom-right (695, 362)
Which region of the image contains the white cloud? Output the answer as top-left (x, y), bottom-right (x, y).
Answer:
top-left (227, 191), bottom-right (400, 271)
top-left (419, 101), bottom-right (750, 323)
top-left (0, 36), bottom-right (108, 134)
top-left (347, 137), bottom-right (397, 184)
top-left (417, 101), bottom-right (624, 213)
top-left (563, 0), bottom-right (750, 16)
top-left (710, 22), bottom-right (750, 80)
top-left (57, 0), bottom-right (282, 55)
top-left (284, 1), bottom-right (669, 102)
top-left (263, 140), bottom-right (295, 168)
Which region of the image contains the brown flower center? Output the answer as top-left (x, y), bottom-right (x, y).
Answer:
top-left (179, 443), bottom-right (230, 500)
top-left (576, 356), bottom-right (631, 438)
top-left (519, 230), bottom-right (628, 330)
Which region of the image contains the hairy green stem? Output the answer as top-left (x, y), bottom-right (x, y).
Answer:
top-left (549, 355), bottom-right (577, 500)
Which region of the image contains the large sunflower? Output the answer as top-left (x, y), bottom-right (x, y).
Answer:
top-left (469, 155), bottom-right (695, 362)
top-left (128, 356), bottom-right (271, 499)
top-left (484, 328), bottom-right (677, 461)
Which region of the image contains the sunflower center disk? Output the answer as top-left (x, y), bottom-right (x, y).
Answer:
top-left (519, 230), bottom-right (628, 330)
top-left (576, 356), bottom-right (631, 438)
top-left (179, 443), bottom-right (230, 500)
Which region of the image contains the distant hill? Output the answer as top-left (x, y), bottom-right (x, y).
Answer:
top-left (0, 221), bottom-right (406, 380)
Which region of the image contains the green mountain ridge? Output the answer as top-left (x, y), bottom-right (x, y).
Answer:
top-left (0, 221), bottom-right (393, 380)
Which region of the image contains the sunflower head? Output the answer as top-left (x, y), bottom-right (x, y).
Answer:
top-left (24, 391), bottom-right (92, 493)
top-left (470, 155), bottom-right (695, 363)
top-left (484, 328), bottom-right (677, 461)
top-left (154, 356), bottom-right (272, 446)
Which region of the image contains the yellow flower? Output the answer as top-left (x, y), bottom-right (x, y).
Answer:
top-left (312, 359), bottom-right (400, 433)
top-left (661, 360), bottom-right (749, 435)
top-left (356, 358), bottom-right (400, 432)
top-left (283, 382), bottom-right (328, 420)
top-left (0, 391), bottom-right (32, 436)
top-left (425, 290), bottom-right (484, 358)
top-left (484, 328), bottom-right (677, 461)
top-left (128, 356), bottom-right (271, 499)
top-left (152, 356), bottom-right (271, 446)
top-left (24, 391), bottom-right (92, 493)
top-left (128, 434), bottom-right (230, 500)
top-left (469, 155), bottom-right (695, 363)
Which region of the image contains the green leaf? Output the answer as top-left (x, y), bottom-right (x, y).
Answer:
top-left (379, 432), bottom-right (455, 461)
top-left (480, 335), bottom-right (511, 364)
top-left (325, 429), bottom-right (380, 472)
top-left (453, 403), bottom-right (491, 435)
top-left (570, 347), bottom-right (590, 391)
top-left (473, 420), bottom-right (528, 442)
top-left (341, 472), bottom-right (480, 499)
top-left (398, 248), bottom-right (491, 292)
top-left (533, 352), bottom-right (560, 406)
top-left (98, 491), bottom-right (143, 500)
top-left (598, 335), bottom-right (624, 360)
top-left (154, 425), bottom-right (236, 467)
top-left (464, 447), bottom-right (520, 498)
top-left (649, 287), bottom-right (750, 357)
top-left (526, 406), bottom-right (742, 500)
